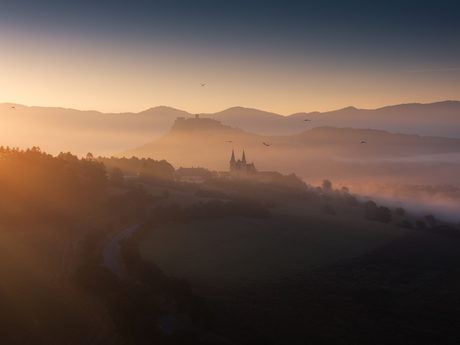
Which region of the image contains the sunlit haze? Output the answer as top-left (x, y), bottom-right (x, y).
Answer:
top-left (1, 1), bottom-right (459, 114)
top-left (2, 3), bottom-right (460, 344)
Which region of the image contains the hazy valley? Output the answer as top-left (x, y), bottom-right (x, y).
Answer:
top-left (1, 101), bottom-right (460, 345)
top-left (2, 100), bottom-right (460, 157)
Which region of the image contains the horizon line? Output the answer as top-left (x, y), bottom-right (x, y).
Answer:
top-left (1, 99), bottom-right (459, 116)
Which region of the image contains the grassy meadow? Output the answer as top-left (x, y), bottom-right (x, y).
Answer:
top-left (139, 202), bottom-right (411, 288)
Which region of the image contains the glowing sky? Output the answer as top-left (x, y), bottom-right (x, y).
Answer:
top-left (1, 0), bottom-right (459, 114)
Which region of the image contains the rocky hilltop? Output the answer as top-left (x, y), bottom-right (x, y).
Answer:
top-left (118, 116), bottom-right (460, 186)
top-left (171, 114), bottom-right (234, 133)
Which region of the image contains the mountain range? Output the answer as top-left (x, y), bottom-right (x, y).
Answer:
top-left (1, 101), bottom-right (459, 158)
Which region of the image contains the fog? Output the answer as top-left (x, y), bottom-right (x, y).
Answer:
top-left (2, 101), bottom-right (460, 157)
top-left (344, 184), bottom-right (460, 224)
top-left (2, 103), bottom-right (460, 224)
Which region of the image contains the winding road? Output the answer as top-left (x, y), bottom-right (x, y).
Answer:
top-left (102, 224), bottom-right (140, 278)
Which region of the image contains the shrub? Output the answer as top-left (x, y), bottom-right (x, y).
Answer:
top-left (375, 206), bottom-right (392, 223)
top-left (415, 220), bottom-right (428, 231)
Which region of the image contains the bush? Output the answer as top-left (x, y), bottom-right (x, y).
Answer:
top-left (344, 193), bottom-right (359, 207)
top-left (362, 201), bottom-right (391, 223)
top-left (362, 201), bottom-right (378, 220)
top-left (415, 220), bottom-right (428, 231)
top-left (375, 206), bottom-right (392, 223)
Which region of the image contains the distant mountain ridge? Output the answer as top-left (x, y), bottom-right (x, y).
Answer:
top-left (0, 101), bottom-right (459, 157)
top-left (210, 101), bottom-right (460, 138)
top-left (119, 115), bottom-right (460, 186)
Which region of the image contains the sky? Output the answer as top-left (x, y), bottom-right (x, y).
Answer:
top-left (1, 0), bottom-right (459, 115)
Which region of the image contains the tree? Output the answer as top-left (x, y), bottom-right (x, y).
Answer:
top-left (85, 152), bottom-right (94, 161)
top-left (424, 214), bottom-right (437, 227)
top-left (341, 186), bottom-right (349, 193)
top-left (363, 200), bottom-right (378, 220)
top-left (415, 220), bottom-right (428, 231)
top-left (344, 193), bottom-right (359, 207)
top-left (362, 201), bottom-right (391, 223)
top-left (375, 206), bottom-right (392, 223)
top-left (321, 179), bottom-right (332, 191)
top-left (109, 167), bottom-right (124, 187)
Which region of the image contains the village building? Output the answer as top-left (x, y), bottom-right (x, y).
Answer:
top-left (174, 167), bottom-right (216, 182)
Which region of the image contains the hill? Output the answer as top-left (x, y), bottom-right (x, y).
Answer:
top-left (0, 104), bottom-right (188, 156)
top-left (1, 101), bottom-right (459, 157)
top-left (118, 115), bottom-right (460, 186)
top-left (211, 101), bottom-right (460, 138)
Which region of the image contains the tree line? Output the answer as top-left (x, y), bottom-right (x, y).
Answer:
top-left (97, 156), bottom-right (175, 180)
top-left (0, 147), bottom-right (107, 223)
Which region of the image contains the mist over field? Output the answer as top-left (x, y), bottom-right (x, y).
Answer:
top-left (2, 101), bottom-right (460, 217)
top-left (119, 115), bottom-right (460, 186)
top-left (3, 1), bottom-right (460, 343)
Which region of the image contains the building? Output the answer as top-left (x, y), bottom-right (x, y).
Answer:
top-left (229, 150), bottom-right (257, 178)
top-left (174, 167), bottom-right (216, 182)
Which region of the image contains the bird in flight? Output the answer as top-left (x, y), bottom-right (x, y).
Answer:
top-left (226, 140), bottom-right (233, 143)
top-left (10, 106), bottom-right (15, 110)
top-left (263, 142), bottom-right (271, 146)
top-left (360, 141), bottom-right (367, 144)
top-left (201, 83), bottom-right (205, 86)
top-left (303, 119), bottom-right (310, 122)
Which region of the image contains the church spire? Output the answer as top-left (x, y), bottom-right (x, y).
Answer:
top-left (230, 149), bottom-right (236, 162)
top-left (242, 150), bottom-right (246, 163)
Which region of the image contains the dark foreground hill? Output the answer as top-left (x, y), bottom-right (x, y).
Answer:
top-left (118, 116), bottom-right (460, 186)
top-left (1, 101), bottom-right (459, 157)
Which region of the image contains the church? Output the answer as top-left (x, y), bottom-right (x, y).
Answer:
top-left (229, 150), bottom-right (257, 178)
top-left (218, 150), bottom-right (282, 181)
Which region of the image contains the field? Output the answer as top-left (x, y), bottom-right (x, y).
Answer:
top-left (139, 202), bottom-right (411, 288)
top-left (138, 201), bottom-right (460, 344)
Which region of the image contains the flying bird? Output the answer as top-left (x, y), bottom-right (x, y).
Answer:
top-left (360, 141), bottom-right (367, 144)
top-left (10, 106), bottom-right (15, 110)
top-left (263, 142), bottom-right (271, 146)
top-left (201, 83), bottom-right (205, 86)
top-left (303, 119), bottom-right (310, 122)
top-left (226, 140), bottom-right (233, 143)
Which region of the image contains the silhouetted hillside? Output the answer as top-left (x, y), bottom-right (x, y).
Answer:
top-left (118, 117), bottom-right (460, 186)
top-left (0, 104), bottom-right (189, 156)
top-left (1, 101), bottom-right (459, 157)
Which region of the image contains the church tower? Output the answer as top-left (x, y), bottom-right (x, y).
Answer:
top-left (240, 150), bottom-right (247, 175)
top-left (230, 149), bottom-right (236, 172)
